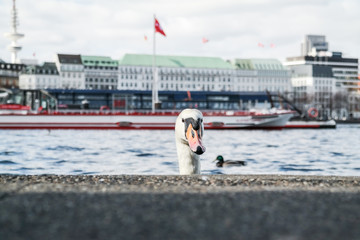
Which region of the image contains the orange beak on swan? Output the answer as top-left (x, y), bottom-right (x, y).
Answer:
top-left (184, 118), bottom-right (206, 155)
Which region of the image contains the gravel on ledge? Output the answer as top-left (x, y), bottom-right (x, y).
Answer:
top-left (1, 174), bottom-right (360, 240)
top-left (1, 174), bottom-right (360, 194)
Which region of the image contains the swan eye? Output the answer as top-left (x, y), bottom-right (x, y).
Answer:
top-left (182, 118), bottom-right (185, 122)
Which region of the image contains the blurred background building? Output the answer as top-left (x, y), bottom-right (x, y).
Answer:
top-left (285, 35), bottom-right (359, 119)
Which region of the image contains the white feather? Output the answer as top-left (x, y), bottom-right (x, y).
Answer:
top-left (175, 109), bottom-right (205, 175)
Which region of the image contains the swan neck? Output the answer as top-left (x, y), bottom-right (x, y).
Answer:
top-left (176, 140), bottom-right (200, 175)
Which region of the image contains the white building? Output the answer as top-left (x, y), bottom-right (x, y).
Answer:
top-left (55, 54), bottom-right (85, 89)
top-left (18, 53), bottom-right (294, 98)
top-left (118, 54), bottom-right (237, 92)
top-left (118, 54), bottom-right (291, 93)
top-left (284, 35), bottom-right (359, 119)
top-left (231, 58), bottom-right (292, 92)
top-left (0, 59), bottom-right (24, 88)
top-left (81, 55), bottom-right (118, 90)
top-left (19, 62), bottom-right (59, 89)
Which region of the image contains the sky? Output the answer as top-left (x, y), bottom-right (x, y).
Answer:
top-left (0, 0), bottom-right (359, 64)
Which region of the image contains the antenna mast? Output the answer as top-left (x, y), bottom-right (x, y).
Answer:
top-left (4, 0), bottom-right (25, 63)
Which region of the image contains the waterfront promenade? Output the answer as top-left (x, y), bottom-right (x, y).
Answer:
top-left (1, 174), bottom-right (360, 240)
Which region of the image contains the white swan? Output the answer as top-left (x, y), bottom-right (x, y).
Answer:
top-left (175, 109), bottom-right (206, 175)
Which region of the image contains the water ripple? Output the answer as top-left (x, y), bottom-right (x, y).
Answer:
top-left (330, 152), bottom-right (344, 156)
top-left (0, 160), bottom-right (17, 165)
top-left (0, 125), bottom-right (360, 176)
top-left (54, 160), bottom-right (67, 164)
top-left (45, 146), bottom-right (85, 151)
top-left (136, 153), bottom-right (156, 157)
top-left (280, 167), bottom-right (323, 172)
top-left (0, 151), bottom-right (21, 156)
top-left (162, 161), bottom-right (176, 166)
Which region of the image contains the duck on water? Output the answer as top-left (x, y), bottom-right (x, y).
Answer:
top-left (175, 109), bottom-right (206, 175)
top-left (213, 155), bottom-right (246, 167)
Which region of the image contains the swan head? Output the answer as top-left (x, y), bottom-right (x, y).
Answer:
top-left (175, 109), bottom-right (206, 155)
top-left (175, 109), bottom-right (206, 174)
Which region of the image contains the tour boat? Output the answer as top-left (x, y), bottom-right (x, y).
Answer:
top-left (0, 104), bottom-right (293, 130)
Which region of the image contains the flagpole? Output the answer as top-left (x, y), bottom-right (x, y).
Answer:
top-left (152, 14), bottom-right (157, 113)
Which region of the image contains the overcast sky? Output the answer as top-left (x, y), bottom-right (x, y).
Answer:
top-left (1, 0), bottom-right (359, 64)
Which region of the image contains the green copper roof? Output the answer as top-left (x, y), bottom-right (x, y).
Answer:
top-left (81, 55), bottom-right (118, 67)
top-left (232, 58), bottom-right (286, 71)
top-left (119, 54), bottom-right (235, 69)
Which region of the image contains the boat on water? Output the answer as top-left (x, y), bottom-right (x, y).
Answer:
top-left (268, 93), bottom-right (337, 129)
top-left (285, 119), bottom-right (336, 129)
top-left (0, 104), bottom-right (293, 130)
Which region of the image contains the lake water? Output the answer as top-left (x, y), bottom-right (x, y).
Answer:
top-left (1, 124), bottom-right (360, 176)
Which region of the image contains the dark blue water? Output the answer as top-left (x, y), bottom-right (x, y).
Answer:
top-left (0, 124), bottom-right (359, 175)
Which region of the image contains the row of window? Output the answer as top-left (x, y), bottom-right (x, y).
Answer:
top-left (314, 79), bottom-right (333, 85)
top-left (121, 69), bottom-right (288, 77)
top-left (84, 66), bottom-right (117, 70)
top-left (315, 86), bottom-right (333, 91)
top-left (118, 81), bottom-right (290, 92)
top-left (27, 78), bottom-right (58, 84)
top-left (86, 78), bottom-right (117, 83)
top-left (62, 73), bottom-right (83, 78)
top-left (83, 60), bottom-right (117, 65)
top-left (86, 84), bottom-right (117, 90)
top-left (120, 74), bottom-right (290, 84)
top-left (60, 65), bottom-right (83, 71)
top-left (26, 69), bottom-right (57, 75)
top-left (294, 79), bottom-right (334, 87)
top-left (0, 64), bottom-right (22, 70)
top-left (121, 67), bottom-right (234, 75)
top-left (0, 70), bottom-right (19, 77)
top-left (257, 70), bottom-right (289, 76)
top-left (333, 70), bottom-right (358, 74)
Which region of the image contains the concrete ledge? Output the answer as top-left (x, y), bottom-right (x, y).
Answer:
top-left (1, 175), bottom-right (360, 240)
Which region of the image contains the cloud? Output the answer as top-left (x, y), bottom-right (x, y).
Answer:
top-left (0, 0), bottom-right (359, 64)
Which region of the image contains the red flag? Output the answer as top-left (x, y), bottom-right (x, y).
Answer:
top-left (202, 37), bottom-right (209, 43)
top-left (155, 18), bottom-right (166, 37)
top-left (144, 35), bottom-right (148, 41)
top-left (270, 43), bottom-right (275, 48)
top-left (258, 42), bottom-right (264, 48)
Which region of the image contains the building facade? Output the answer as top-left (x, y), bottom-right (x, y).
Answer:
top-left (118, 54), bottom-right (291, 94)
top-left (301, 35), bottom-right (329, 56)
top-left (232, 58), bottom-right (291, 93)
top-left (118, 54), bottom-right (237, 92)
top-left (81, 55), bottom-right (118, 90)
top-left (19, 62), bottom-right (59, 89)
top-left (16, 53), bottom-right (293, 96)
top-left (55, 54), bottom-right (85, 89)
top-left (284, 35), bottom-right (359, 119)
top-left (0, 59), bottom-right (24, 88)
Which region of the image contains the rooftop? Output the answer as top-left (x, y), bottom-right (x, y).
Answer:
top-left (57, 54), bottom-right (82, 65)
top-left (22, 62), bottom-right (59, 75)
top-left (119, 54), bottom-right (235, 69)
top-left (285, 55), bottom-right (358, 63)
top-left (81, 55), bottom-right (118, 67)
top-left (232, 59), bottom-right (287, 71)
